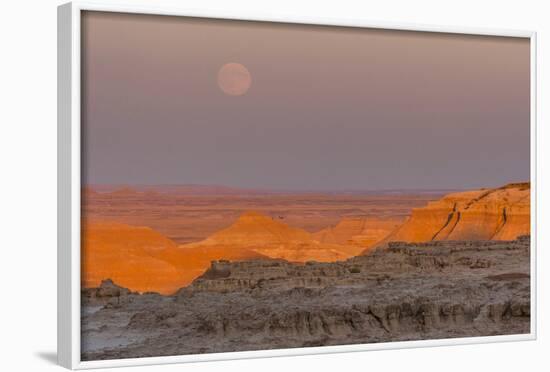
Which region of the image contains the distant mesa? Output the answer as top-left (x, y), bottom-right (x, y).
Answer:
top-left (82, 184), bottom-right (280, 196)
top-left (82, 186), bottom-right (98, 196)
top-left (369, 182), bottom-right (530, 253)
top-left (149, 184), bottom-right (268, 196)
top-left (109, 186), bottom-right (140, 196)
top-left (82, 186), bottom-right (142, 197)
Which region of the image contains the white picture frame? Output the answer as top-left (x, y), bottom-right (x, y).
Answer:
top-left (57, 1), bottom-right (538, 369)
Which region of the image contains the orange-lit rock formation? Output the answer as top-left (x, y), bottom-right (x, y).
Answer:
top-left (199, 211), bottom-right (312, 246)
top-left (81, 221), bottom-right (264, 294)
top-left (376, 183), bottom-right (530, 247)
top-left (83, 183), bottom-right (530, 294)
top-left (186, 211), bottom-right (360, 261)
top-left (82, 222), bottom-right (182, 294)
top-left (82, 212), bottom-right (365, 294)
top-left (313, 216), bottom-right (403, 251)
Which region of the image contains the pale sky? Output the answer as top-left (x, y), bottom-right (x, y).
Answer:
top-left (81, 11), bottom-right (530, 191)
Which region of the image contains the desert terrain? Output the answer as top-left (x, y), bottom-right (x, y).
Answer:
top-left (82, 236), bottom-right (530, 360)
top-left (81, 187), bottom-right (442, 293)
top-left (81, 182), bottom-right (531, 360)
top-left (82, 186), bottom-right (440, 244)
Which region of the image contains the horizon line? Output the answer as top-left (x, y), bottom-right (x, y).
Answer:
top-left (81, 181), bottom-right (529, 194)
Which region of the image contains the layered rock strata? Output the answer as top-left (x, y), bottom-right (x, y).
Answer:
top-left (81, 236), bottom-right (530, 360)
top-left (375, 183), bottom-right (530, 249)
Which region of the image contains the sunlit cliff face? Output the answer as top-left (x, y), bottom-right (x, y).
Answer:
top-left (377, 183), bottom-right (530, 246)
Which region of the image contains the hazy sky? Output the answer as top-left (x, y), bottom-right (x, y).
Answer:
top-left (81, 11), bottom-right (530, 191)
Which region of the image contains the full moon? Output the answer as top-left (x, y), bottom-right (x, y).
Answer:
top-left (217, 63), bottom-right (252, 96)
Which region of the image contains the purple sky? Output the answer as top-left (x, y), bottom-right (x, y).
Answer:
top-left (81, 11), bottom-right (530, 191)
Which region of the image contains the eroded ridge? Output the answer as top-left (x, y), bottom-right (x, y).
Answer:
top-left (81, 236), bottom-right (530, 361)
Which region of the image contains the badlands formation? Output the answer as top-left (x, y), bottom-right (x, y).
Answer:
top-left (81, 183), bottom-right (530, 294)
top-left (82, 212), bottom-right (362, 294)
top-left (185, 211), bottom-right (365, 261)
top-left (81, 182), bottom-right (531, 359)
top-left (82, 187), bottom-right (437, 245)
top-left (313, 216), bottom-right (403, 248)
top-left (81, 221), bottom-right (265, 294)
top-left (82, 236), bottom-right (530, 360)
top-left (376, 183), bottom-right (530, 246)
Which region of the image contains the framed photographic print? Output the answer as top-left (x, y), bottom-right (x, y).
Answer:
top-left (57, 1), bottom-right (537, 369)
